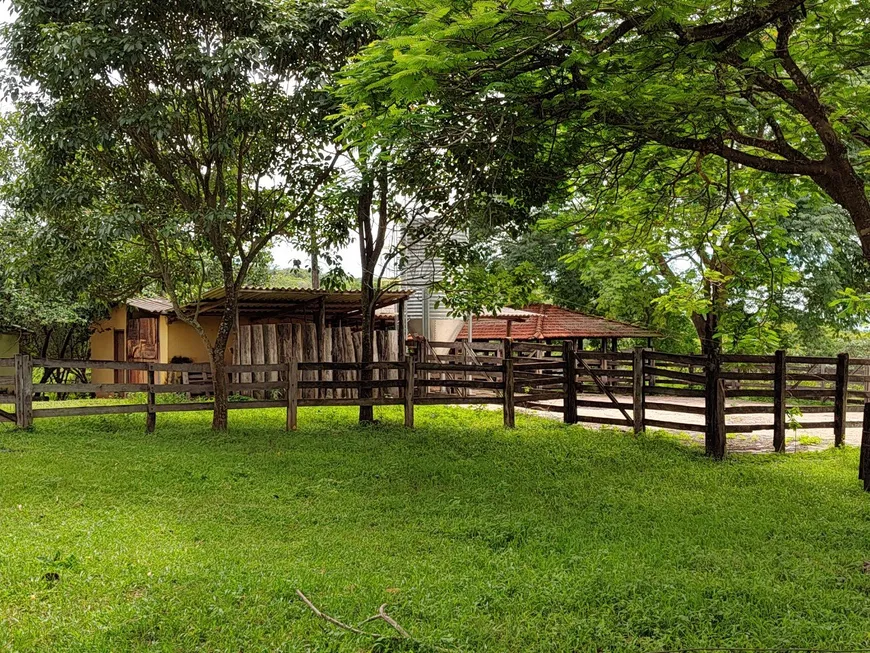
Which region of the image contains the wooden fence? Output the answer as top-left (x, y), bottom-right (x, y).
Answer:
top-left (0, 352), bottom-right (528, 432)
top-left (410, 342), bottom-right (870, 461)
top-left (4, 345), bottom-right (870, 475)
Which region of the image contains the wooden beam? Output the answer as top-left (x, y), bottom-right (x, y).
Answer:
top-left (562, 340), bottom-right (576, 425)
top-left (773, 349), bottom-right (786, 452)
top-left (834, 352), bottom-right (850, 447)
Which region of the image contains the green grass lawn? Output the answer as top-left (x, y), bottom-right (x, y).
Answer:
top-left (2, 406), bottom-right (870, 652)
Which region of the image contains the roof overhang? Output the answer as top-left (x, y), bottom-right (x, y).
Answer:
top-left (183, 287), bottom-right (413, 320)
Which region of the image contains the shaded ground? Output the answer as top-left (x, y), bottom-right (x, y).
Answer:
top-left (523, 394), bottom-right (864, 453)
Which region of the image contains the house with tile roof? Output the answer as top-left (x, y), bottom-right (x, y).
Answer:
top-left (457, 303), bottom-right (660, 350)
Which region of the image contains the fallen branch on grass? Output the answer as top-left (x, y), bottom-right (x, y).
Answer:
top-left (296, 589), bottom-right (411, 640)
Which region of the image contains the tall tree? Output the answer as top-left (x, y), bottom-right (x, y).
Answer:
top-left (5, 0), bottom-right (361, 428)
top-left (339, 0), bottom-right (870, 265)
top-left (320, 145), bottom-right (457, 422)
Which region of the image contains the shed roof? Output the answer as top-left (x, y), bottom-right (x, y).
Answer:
top-left (126, 287), bottom-right (412, 321)
top-left (457, 303), bottom-right (660, 341)
top-left (128, 297), bottom-right (174, 314)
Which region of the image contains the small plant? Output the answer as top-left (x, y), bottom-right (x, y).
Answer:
top-left (786, 407), bottom-right (803, 452)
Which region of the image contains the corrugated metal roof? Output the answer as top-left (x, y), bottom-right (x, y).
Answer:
top-left (458, 303), bottom-right (660, 340)
top-left (128, 297), bottom-right (174, 314)
top-left (125, 288), bottom-right (413, 318)
top-left (192, 287), bottom-right (413, 316)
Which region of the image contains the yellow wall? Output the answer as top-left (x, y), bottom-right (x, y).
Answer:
top-left (90, 306), bottom-right (127, 385)
top-left (165, 316), bottom-right (235, 364)
top-left (0, 332), bottom-right (19, 390)
top-left (90, 306), bottom-right (236, 386)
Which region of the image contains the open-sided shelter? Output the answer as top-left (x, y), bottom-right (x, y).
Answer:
top-left (90, 287), bottom-right (411, 384)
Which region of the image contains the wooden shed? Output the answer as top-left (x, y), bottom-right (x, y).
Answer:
top-left (90, 287), bottom-right (411, 386)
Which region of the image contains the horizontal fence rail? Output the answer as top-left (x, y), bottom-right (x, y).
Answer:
top-left (5, 344), bottom-right (870, 475)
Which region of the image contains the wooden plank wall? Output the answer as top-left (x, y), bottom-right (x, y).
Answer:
top-left (232, 325), bottom-right (399, 398)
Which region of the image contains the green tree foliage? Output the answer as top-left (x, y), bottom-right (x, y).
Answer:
top-left (337, 0), bottom-right (870, 352)
top-left (5, 0), bottom-right (361, 428)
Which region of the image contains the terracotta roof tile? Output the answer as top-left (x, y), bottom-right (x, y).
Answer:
top-left (457, 303), bottom-right (659, 341)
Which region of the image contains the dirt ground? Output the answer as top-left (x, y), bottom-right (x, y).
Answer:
top-left (520, 394), bottom-right (864, 453)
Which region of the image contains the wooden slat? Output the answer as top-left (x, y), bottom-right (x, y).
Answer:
top-left (576, 398), bottom-right (634, 410)
top-left (153, 383), bottom-right (214, 394)
top-left (416, 379), bottom-right (503, 389)
top-left (416, 396), bottom-right (502, 406)
top-left (298, 397), bottom-right (405, 407)
top-left (645, 386), bottom-right (706, 398)
top-left (787, 356), bottom-right (839, 365)
top-left (644, 401), bottom-right (707, 415)
top-left (297, 361), bottom-right (406, 371)
top-left (644, 352), bottom-right (706, 366)
top-left (227, 382), bottom-right (285, 392)
top-left (644, 417), bottom-right (706, 433)
top-left (577, 369), bottom-right (633, 379)
top-left (416, 363), bottom-right (501, 373)
top-left (513, 361), bottom-right (565, 370)
top-left (151, 362), bottom-right (212, 372)
top-left (34, 383), bottom-right (149, 393)
top-left (514, 378), bottom-right (565, 388)
top-left (725, 404), bottom-right (773, 415)
top-left (33, 404), bottom-right (148, 418)
top-left (227, 401), bottom-right (286, 410)
top-left (720, 372), bottom-right (777, 381)
top-left (576, 351), bottom-right (633, 362)
top-left (646, 367), bottom-right (706, 384)
top-left (725, 423), bottom-right (775, 433)
top-left (225, 363), bottom-right (287, 373)
top-left (297, 379), bottom-right (403, 390)
top-left (150, 403), bottom-right (214, 413)
top-left (722, 354), bottom-right (775, 364)
top-left (513, 342), bottom-right (563, 353)
top-left (34, 359), bottom-right (148, 371)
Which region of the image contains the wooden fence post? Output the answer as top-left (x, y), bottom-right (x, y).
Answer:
top-left (404, 357), bottom-right (415, 428)
top-left (562, 340), bottom-right (577, 425)
top-left (14, 354), bottom-right (32, 429)
top-left (834, 352), bottom-right (850, 447)
top-left (286, 359), bottom-right (298, 431)
top-left (860, 402), bottom-right (870, 491)
top-left (632, 347), bottom-right (645, 434)
top-left (773, 349), bottom-right (787, 452)
top-left (503, 355), bottom-right (515, 428)
top-left (705, 350), bottom-right (726, 459)
top-left (146, 364), bottom-right (156, 433)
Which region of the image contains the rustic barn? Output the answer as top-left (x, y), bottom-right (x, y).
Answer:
top-left (90, 288), bottom-right (411, 388)
top-left (458, 303), bottom-right (660, 351)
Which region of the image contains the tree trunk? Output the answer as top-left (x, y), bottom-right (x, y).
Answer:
top-left (814, 165), bottom-right (870, 260)
top-left (359, 268), bottom-right (375, 423)
top-left (690, 311), bottom-right (720, 355)
top-left (357, 177), bottom-right (376, 424)
top-left (211, 351), bottom-right (229, 431)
